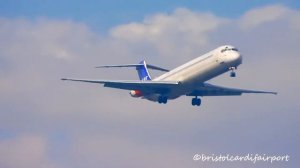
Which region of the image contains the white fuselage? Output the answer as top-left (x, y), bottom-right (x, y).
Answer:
top-left (146, 45), bottom-right (242, 101)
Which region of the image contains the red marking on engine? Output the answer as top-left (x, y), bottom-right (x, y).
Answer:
top-left (130, 90), bottom-right (142, 97)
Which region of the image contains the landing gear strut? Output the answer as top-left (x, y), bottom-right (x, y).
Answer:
top-left (229, 67), bottom-right (237, 77)
top-left (158, 96), bottom-right (168, 104)
top-left (191, 97), bottom-right (201, 106)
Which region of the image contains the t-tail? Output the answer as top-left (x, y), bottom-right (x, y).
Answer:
top-left (95, 60), bottom-right (168, 98)
top-left (136, 60), bottom-right (151, 81)
top-left (95, 60), bottom-right (169, 81)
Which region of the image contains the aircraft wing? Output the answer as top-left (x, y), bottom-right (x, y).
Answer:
top-left (187, 83), bottom-right (277, 96)
top-left (61, 78), bottom-right (178, 93)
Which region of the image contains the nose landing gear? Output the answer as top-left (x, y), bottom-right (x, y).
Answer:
top-left (229, 67), bottom-right (237, 77)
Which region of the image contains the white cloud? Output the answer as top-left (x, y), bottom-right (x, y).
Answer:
top-left (111, 8), bottom-right (224, 42)
top-left (0, 135), bottom-right (59, 168)
top-left (110, 8), bottom-right (227, 62)
top-left (0, 18), bottom-right (98, 62)
top-left (239, 5), bottom-right (289, 30)
top-left (69, 134), bottom-right (195, 168)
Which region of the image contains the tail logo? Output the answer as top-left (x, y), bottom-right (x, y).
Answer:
top-left (136, 60), bottom-right (152, 81)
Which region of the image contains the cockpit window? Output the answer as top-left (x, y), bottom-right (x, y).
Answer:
top-left (221, 47), bottom-right (238, 53)
top-left (221, 47), bottom-right (227, 53)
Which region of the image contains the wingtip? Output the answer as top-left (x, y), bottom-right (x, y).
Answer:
top-left (95, 65), bottom-right (110, 68)
top-left (61, 78), bottom-right (67, 81)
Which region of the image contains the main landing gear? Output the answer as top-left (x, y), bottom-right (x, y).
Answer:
top-left (191, 97), bottom-right (201, 106)
top-left (229, 67), bottom-right (237, 77)
top-left (158, 96), bottom-right (168, 104)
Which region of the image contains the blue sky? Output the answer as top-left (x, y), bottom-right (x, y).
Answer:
top-left (0, 1), bottom-right (300, 168)
top-left (1, 0), bottom-right (299, 31)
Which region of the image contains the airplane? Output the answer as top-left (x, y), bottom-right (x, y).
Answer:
top-left (62, 45), bottom-right (276, 106)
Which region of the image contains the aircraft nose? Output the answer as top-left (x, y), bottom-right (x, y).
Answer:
top-left (228, 51), bottom-right (242, 64)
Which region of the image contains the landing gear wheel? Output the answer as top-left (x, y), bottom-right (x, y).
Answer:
top-left (158, 96), bottom-right (168, 104)
top-left (230, 71), bottom-right (236, 77)
top-left (192, 97), bottom-right (201, 106)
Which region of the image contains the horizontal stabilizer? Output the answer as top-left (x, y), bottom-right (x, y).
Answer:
top-left (95, 64), bottom-right (169, 72)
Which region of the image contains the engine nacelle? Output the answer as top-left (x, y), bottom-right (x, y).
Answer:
top-left (130, 90), bottom-right (142, 97)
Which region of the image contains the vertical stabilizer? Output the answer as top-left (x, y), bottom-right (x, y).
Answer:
top-left (136, 60), bottom-right (151, 81)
